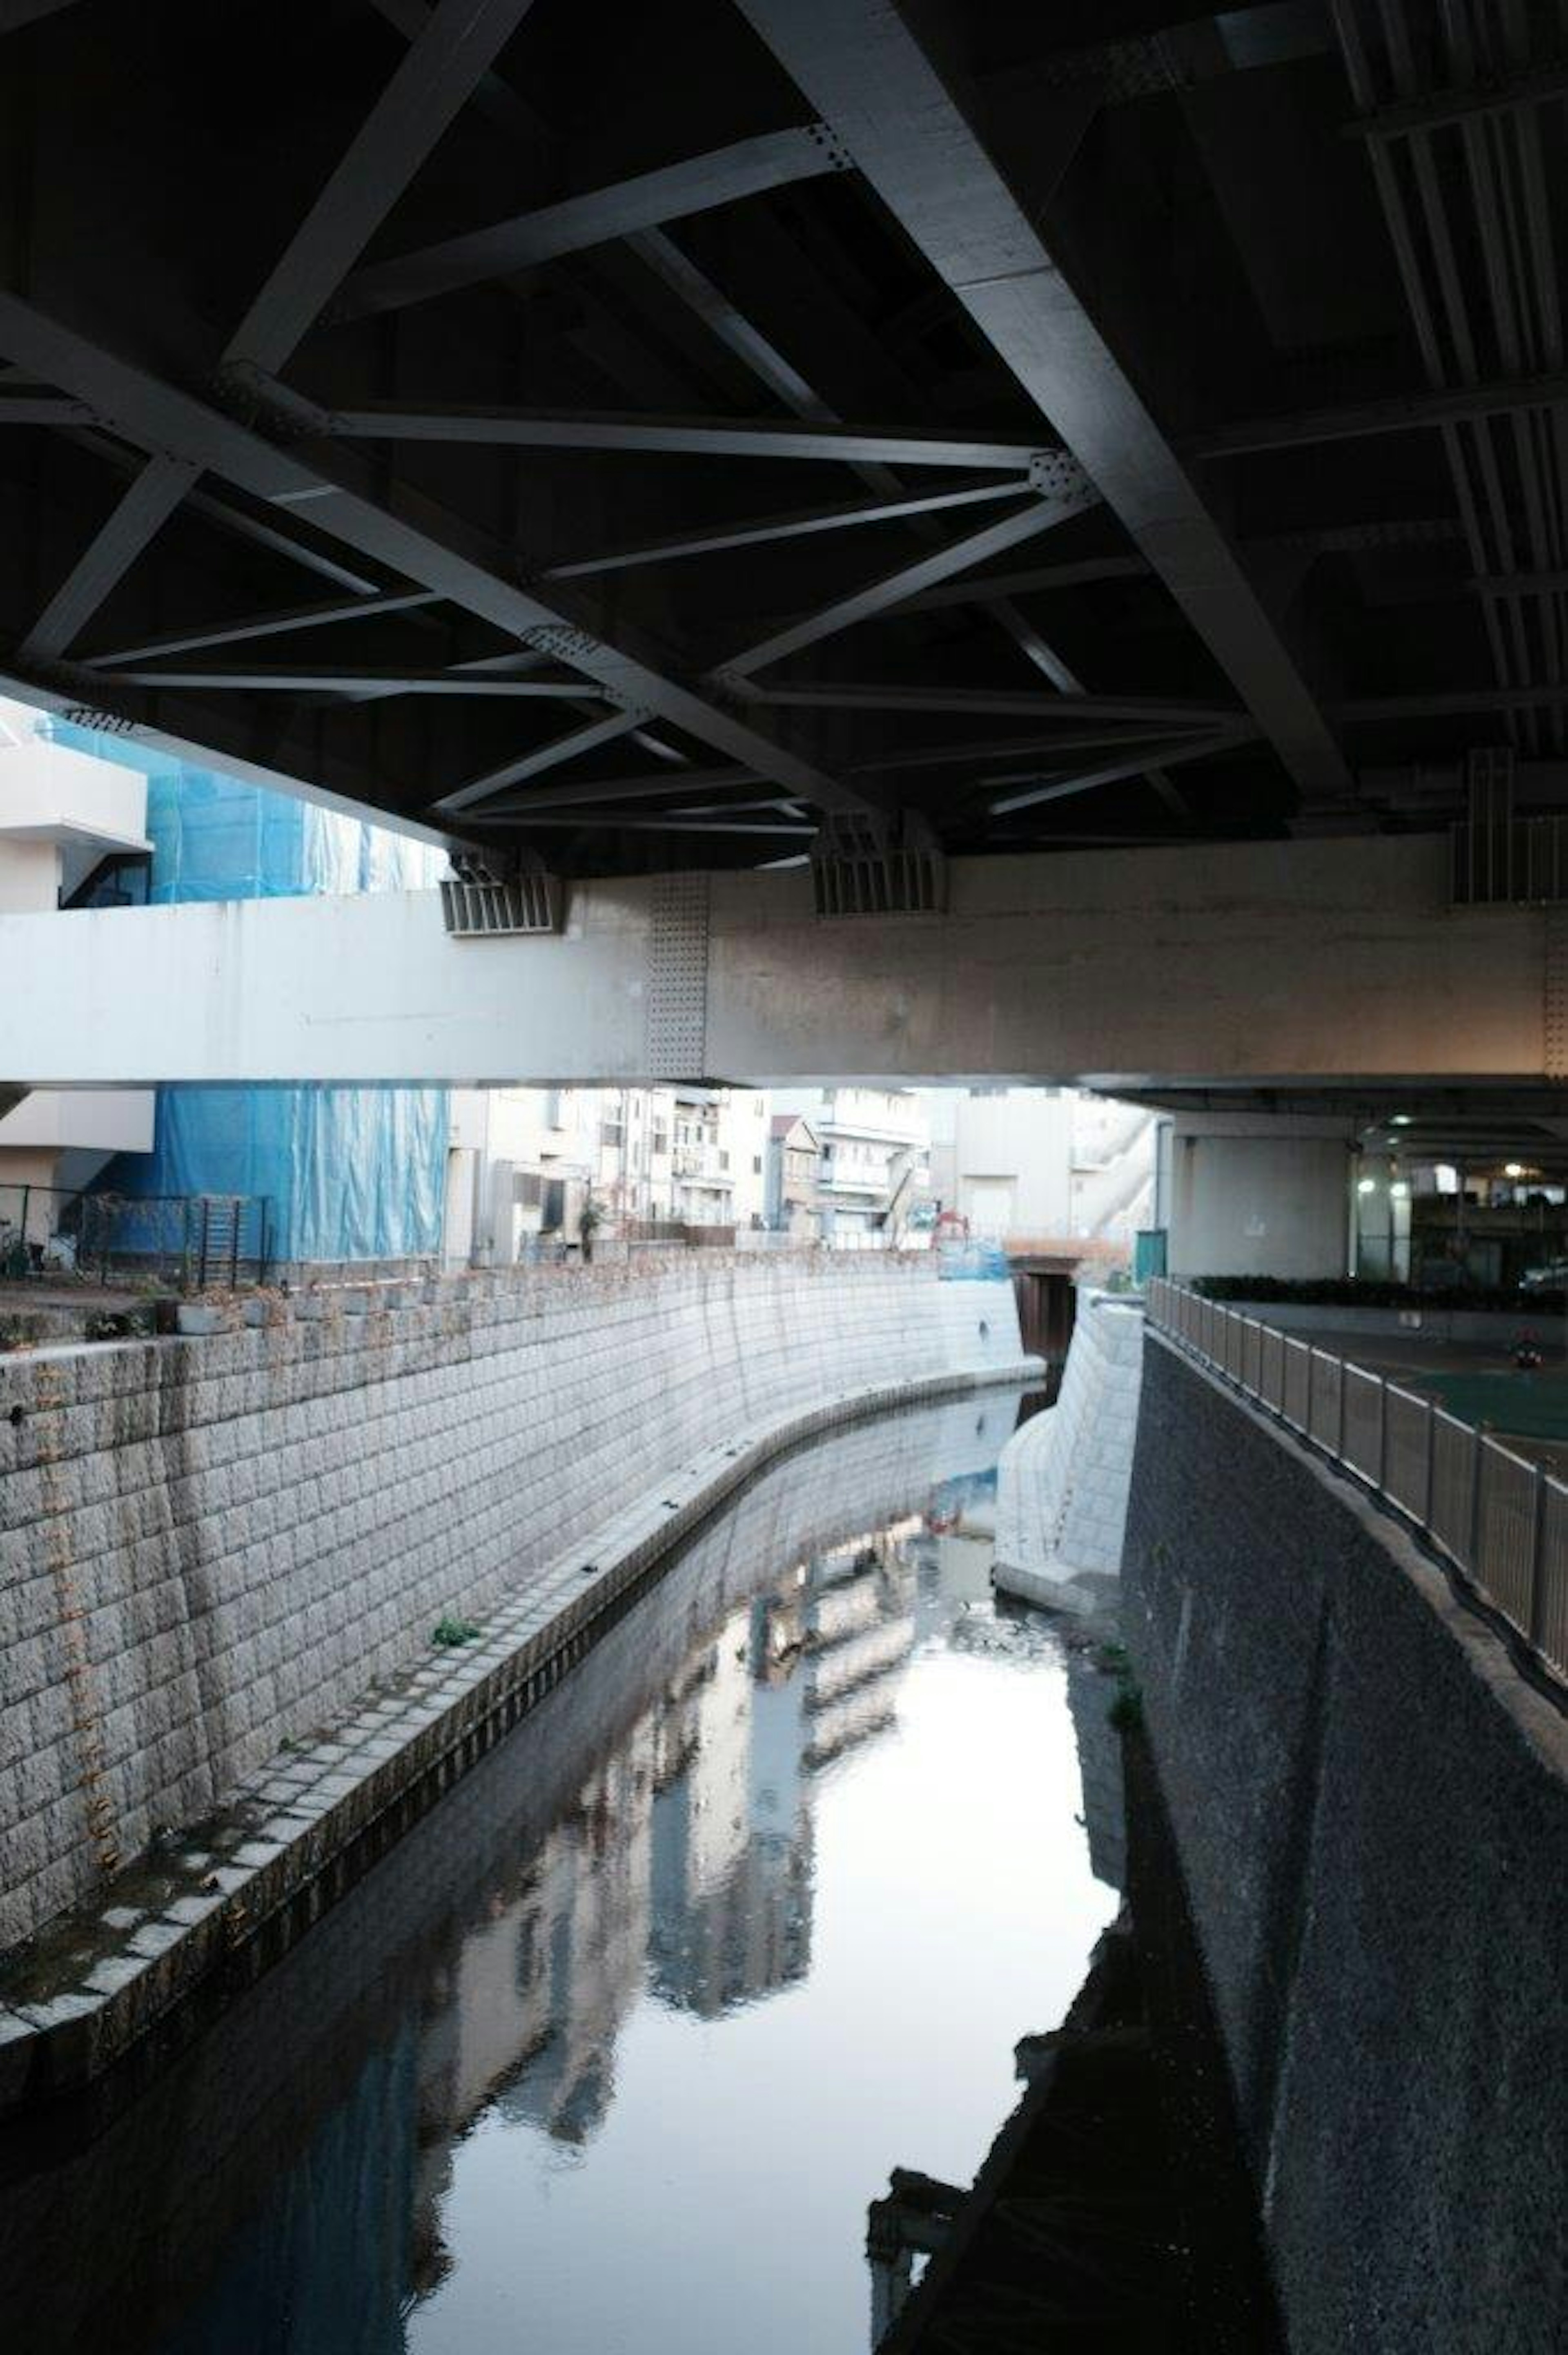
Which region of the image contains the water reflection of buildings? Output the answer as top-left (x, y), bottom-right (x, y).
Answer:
top-left (409, 1525), bottom-right (924, 2295)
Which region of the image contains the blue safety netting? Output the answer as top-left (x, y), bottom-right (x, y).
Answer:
top-left (54, 723), bottom-right (449, 1266)
top-left (935, 1237), bottom-right (1011, 1280)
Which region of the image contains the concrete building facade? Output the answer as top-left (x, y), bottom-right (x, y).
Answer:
top-left (924, 1088), bottom-right (1157, 1251)
top-left (765, 1115), bottom-right (821, 1238)
top-left (0, 706), bottom-right (154, 1249)
top-left (774, 1086), bottom-right (928, 1238)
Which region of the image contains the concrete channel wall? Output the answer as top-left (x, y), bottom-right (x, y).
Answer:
top-left (1124, 1335), bottom-right (1568, 2355)
top-left (0, 1254), bottom-right (1026, 1953)
top-left (993, 1291), bottom-right (1144, 1614)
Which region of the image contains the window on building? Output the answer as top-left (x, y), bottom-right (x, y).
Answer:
top-left (752, 1155), bottom-right (762, 1174)
top-left (719, 1151), bottom-right (730, 1171)
top-left (600, 1120), bottom-right (624, 1148)
top-left (514, 1171), bottom-right (543, 1208)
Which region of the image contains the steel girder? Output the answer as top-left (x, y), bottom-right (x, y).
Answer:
top-left (0, 289), bottom-right (878, 816)
top-left (20, 0), bottom-right (544, 665)
top-left (732, 0), bottom-right (1353, 807)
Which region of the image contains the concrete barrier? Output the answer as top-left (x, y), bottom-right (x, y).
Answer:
top-left (1123, 1334), bottom-right (1568, 2355)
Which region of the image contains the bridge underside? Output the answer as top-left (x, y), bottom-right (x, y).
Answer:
top-left (2, 2), bottom-right (1567, 874)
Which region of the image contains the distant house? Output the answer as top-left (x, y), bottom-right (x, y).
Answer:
top-left (766, 1115), bottom-right (821, 1236)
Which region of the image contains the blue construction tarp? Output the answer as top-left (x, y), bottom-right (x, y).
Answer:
top-left (57, 725), bottom-right (449, 1265)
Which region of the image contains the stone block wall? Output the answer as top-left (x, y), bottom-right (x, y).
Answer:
top-left (0, 1256), bottom-right (1024, 1949)
top-left (1125, 1336), bottom-right (1568, 2355)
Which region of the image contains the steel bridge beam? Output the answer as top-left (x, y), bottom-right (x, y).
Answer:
top-left (321, 404), bottom-right (1046, 471)
top-left (987, 728), bottom-right (1252, 815)
top-left (20, 0), bottom-right (540, 662)
top-left (542, 477), bottom-right (1023, 580)
top-left (103, 667), bottom-right (610, 698)
top-left (734, 0), bottom-right (1352, 804)
top-left (1192, 370), bottom-right (1568, 459)
top-left (0, 290), bottom-right (875, 817)
top-left (748, 683), bottom-right (1247, 726)
top-left (714, 471), bottom-right (1098, 684)
top-left (336, 125), bottom-right (849, 317)
top-left (83, 590), bottom-right (443, 668)
top-left (434, 712), bottom-right (647, 813)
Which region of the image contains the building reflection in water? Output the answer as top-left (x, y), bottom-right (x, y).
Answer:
top-left (407, 1502), bottom-right (951, 2300)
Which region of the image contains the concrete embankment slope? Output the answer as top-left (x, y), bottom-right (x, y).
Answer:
top-left (993, 1290), bottom-right (1143, 1613)
top-left (1125, 1334), bottom-right (1568, 2355)
top-left (0, 1254), bottom-right (1029, 1958)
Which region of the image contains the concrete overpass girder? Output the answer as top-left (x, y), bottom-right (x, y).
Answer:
top-left (0, 834), bottom-right (1554, 1093)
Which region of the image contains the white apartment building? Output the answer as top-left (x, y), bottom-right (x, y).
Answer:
top-left (671, 1087), bottom-right (769, 1231)
top-left (772, 1086), bottom-right (929, 1237)
top-left (0, 704), bottom-right (154, 1248)
top-left (445, 1084), bottom-right (769, 1262)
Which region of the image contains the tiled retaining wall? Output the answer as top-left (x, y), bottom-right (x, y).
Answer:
top-left (0, 1256), bottom-right (1020, 1949)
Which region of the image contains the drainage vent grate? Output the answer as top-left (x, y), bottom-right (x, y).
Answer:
top-left (440, 853), bottom-right (561, 937)
top-left (811, 816), bottom-right (946, 918)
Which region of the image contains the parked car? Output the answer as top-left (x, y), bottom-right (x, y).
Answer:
top-left (1520, 1258), bottom-right (1568, 1290)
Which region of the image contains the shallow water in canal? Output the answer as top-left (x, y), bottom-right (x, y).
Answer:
top-left (0, 1394), bottom-right (1121, 2355)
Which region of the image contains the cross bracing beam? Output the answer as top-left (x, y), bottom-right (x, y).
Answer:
top-left (714, 471), bottom-right (1098, 684)
top-left (20, 0), bottom-right (539, 662)
top-left (734, 0), bottom-right (1352, 804)
top-left (987, 729), bottom-right (1251, 815)
top-left (0, 290), bottom-right (875, 816)
top-left (542, 477), bottom-right (1024, 580)
top-left (478, 765), bottom-right (758, 815)
top-left (849, 723), bottom-right (1221, 776)
top-left (320, 405), bottom-right (1047, 471)
top-left (749, 683), bottom-right (1248, 726)
top-left (617, 209), bottom-right (1174, 808)
top-left (625, 226), bottom-right (833, 416)
top-left (336, 125), bottom-right (849, 318)
top-left (434, 712), bottom-right (658, 814)
top-left (1191, 370), bottom-right (1568, 459)
top-left (83, 590), bottom-right (442, 668)
top-left (66, 429), bottom-right (387, 593)
top-left (103, 667), bottom-right (610, 698)
top-left (499, 814), bottom-right (814, 835)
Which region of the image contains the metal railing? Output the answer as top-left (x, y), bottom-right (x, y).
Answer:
top-left (0, 1185), bottom-right (272, 1290)
top-left (1146, 1278), bottom-right (1568, 1688)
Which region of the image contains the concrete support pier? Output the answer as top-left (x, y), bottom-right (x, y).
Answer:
top-left (1165, 1113), bottom-right (1356, 1282)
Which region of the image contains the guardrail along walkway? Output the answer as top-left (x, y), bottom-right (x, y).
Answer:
top-left (1145, 1279), bottom-right (1568, 1690)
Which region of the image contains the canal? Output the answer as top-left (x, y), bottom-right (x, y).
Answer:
top-left (0, 1392), bottom-right (1122, 2355)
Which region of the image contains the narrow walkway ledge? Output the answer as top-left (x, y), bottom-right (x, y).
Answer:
top-left (0, 1355), bottom-right (1037, 2112)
